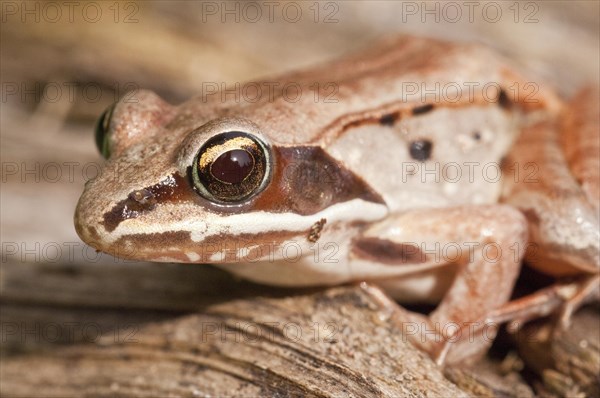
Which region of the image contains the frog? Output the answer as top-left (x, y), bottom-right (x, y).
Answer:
top-left (74, 36), bottom-right (599, 365)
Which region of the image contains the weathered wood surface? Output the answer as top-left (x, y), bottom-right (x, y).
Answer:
top-left (515, 306), bottom-right (600, 397)
top-left (445, 356), bottom-right (535, 398)
top-left (1, 277), bottom-right (469, 397)
top-left (3, 262), bottom-right (596, 397)
top-left (0, 261), bottom-right (293, 311)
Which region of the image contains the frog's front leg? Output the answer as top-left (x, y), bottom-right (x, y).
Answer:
top-left (350, 205), bottom-right (528, 365)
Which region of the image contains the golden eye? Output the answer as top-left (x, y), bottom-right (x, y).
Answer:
top-left (192, 132), bottom-right (271, 203)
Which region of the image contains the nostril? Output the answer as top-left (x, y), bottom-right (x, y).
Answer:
top-left (130, 189), bottom-right (153, 204)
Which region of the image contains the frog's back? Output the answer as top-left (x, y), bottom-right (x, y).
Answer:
top-left (175, 35), bottom-right (559, 146)
top-left (172, 36), bottom-right (561, 211)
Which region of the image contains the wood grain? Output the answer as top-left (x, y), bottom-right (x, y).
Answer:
top-left (1, 283), bottom-right (469, 397)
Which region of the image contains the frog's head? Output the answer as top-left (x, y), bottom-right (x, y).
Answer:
top-left (74, 90), bottom-right (388, 263)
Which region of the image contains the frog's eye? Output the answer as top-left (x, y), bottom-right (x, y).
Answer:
top-left (94, 103), bottom-right (115, 159)
top-left (192, 131), bottom-right (271, 203)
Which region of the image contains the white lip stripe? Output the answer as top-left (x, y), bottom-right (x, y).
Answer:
top-left (186, 252), bottom-right (201, 261)
top-left (104, 199), bottom-right (388, 244)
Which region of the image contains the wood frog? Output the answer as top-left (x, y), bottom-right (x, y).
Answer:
top-left (75, 36), bottom-right (599, 365)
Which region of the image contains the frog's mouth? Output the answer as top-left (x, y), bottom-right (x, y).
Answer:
top-left (86, 229), bottom-right (309, 264)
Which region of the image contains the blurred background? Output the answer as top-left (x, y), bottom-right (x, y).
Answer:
top-left (1, 0), bottom-right (599, 354)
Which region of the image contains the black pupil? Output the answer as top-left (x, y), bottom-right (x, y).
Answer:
top-left (409, 140), bottom-right (433, 161)
top-left (211, 149), bottom-right (254, 184)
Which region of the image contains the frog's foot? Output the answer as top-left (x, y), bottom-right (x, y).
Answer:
top-left (360, 281), bottom-right (507, 367)
top-left (354, 205), bottom-right (529, 366)
top-left (479, 274), bottom-right (599, 337)
top-left (359, 282), bottom-right (456, 366)
top-left (556, 274), bottom-right (599, 330)
top-left (423, 274), bottom-right (600, 363)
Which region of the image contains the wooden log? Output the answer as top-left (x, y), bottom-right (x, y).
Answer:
top-left (514, 305), bottom-right (600, 397)
top-left (1, 284), bottom-right (469, 397)
top-left (444, 355), bottom-right (535, 398)
top-left (0, 262), bottom-right (306, 311)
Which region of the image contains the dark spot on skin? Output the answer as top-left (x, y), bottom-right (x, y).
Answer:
top-left (412, 104), bottom-right (434, 115)
top-left (409, 140), bottom-right (433, 161)
top-left (308, 218), bottom-right (327, 243)
top-left (499, 155), bottom-right (509, 171)
top-left (497, 89), bottom-right (511, 109)
top-left (379, 113), bottom-right (397, 126)
top-left (522, 209), bottom-right (541, 226)
top-left (342, 118), bottom-right (378, 132)
top-left (352, 237), bottom-right (428, 265)
top-left (472, 131), bottom-right (481, 141)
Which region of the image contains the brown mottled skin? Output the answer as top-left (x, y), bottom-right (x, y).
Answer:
top-left (75, 36), bottom-right (597, 365)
